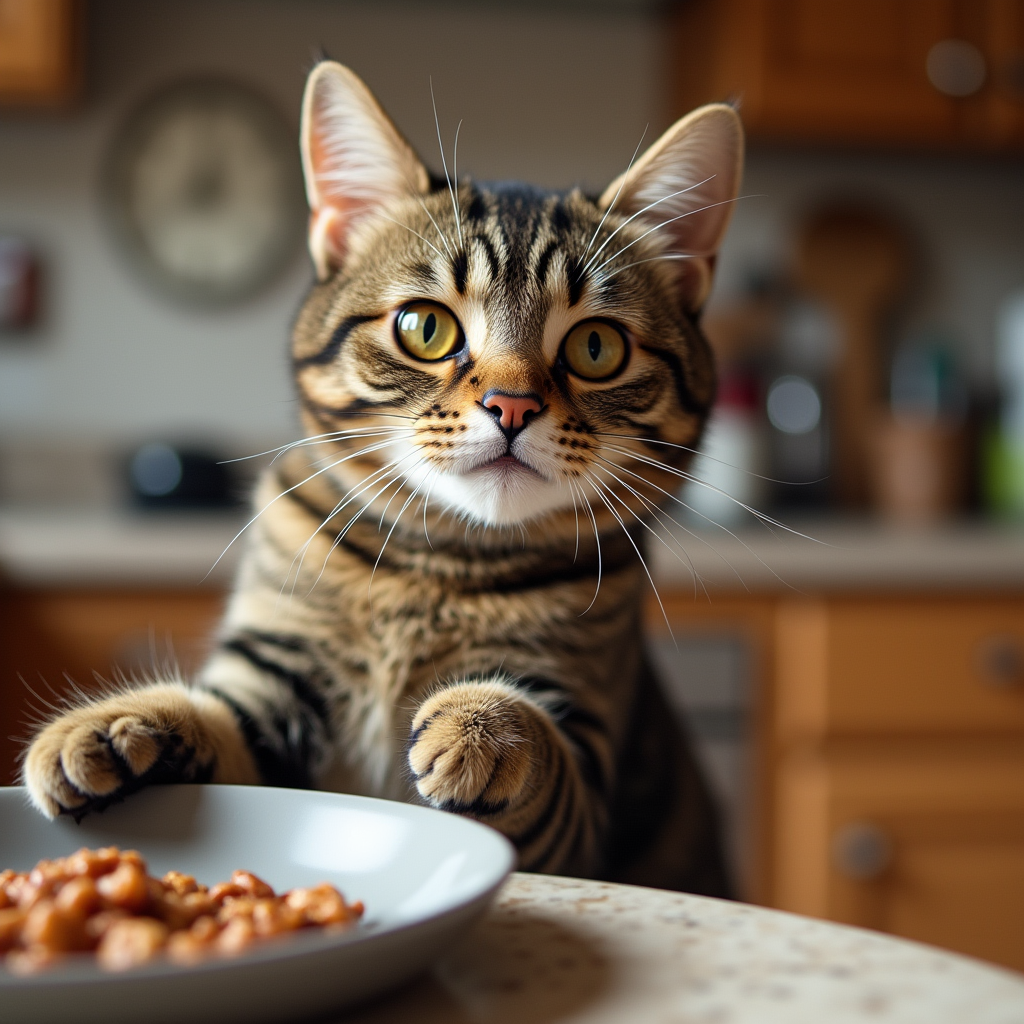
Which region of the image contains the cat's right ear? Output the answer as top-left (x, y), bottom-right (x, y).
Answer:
top-left (301, 62), bottom-right (430, 280)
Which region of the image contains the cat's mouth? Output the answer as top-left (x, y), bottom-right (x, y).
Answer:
top-left (472, 454), bottom-right (545, 479)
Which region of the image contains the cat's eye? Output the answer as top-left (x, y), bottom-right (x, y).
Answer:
top-left (561, 320), bottom-right (628, 380)
top-left (395, 302), bottom-right (463, 361)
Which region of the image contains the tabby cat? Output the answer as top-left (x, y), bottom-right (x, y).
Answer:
top-left (23, 62), bottom-right (743, 894)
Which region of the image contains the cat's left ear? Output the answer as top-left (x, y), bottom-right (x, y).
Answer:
top-left (301, 61), bottom-right (431, 280)
top-left (599, 104), bottom-right (743, 311)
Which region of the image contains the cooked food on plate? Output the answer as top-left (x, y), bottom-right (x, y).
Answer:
top-left (0, 847), bottom-right (363, 973)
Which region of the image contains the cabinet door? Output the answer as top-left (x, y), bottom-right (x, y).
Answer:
top-left (676, 0), bottom-right (960, 145)
top-left (0, 587), bottom-right (225, 785)
top-left (0, 0), bottom-right (81, 106)
top-left (982, 0), bottom-right (1024, 147)
top-left (773, 744), bottom-right (1024, 970)
top-left (674, 0), bottom-right (1024, 150)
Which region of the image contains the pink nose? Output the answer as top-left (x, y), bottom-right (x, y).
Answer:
top-left (481, 391), bottom-right (543, 431)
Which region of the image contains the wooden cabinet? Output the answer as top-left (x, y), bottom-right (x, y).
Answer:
top-left (767, 595), bottom-right (1024, 971)
top-left (673, 0), bottom-right (1024, 151)
top-left (775, 598), bottom-right (1024, 738)
top-left (0, 586), bottom-right (225, 785)
top-left (775, 743), bottom-right (1024, 971)
top-left (0, 0), bottom-right (82, 107)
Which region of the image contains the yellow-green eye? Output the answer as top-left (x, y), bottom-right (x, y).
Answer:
top-left (562, 320), bottom-right (628, 380)
top-left (395, 302), bottom-right (462, 361)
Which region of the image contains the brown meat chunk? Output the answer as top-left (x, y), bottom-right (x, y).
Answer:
top-left (97, 917), bottom-right (169, 971)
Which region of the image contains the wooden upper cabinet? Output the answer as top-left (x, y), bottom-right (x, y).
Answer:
top-left (0, 0), bottom-right (82, 107)
top-left (984, 0), bottom-right (1024, 147)
top-left (673, 0), bottom-right (1024, 151)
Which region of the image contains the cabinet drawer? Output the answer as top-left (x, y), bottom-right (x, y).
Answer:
top-left (773, 743), bottom-right (1024, 970)
top-left (776, 597), bottom-right (1024, 739)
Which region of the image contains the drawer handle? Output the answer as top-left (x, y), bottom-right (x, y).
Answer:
top-left (976, 635), bottom-right (1024, 687)
top-left (927, 39), bottom-right (987, 97)
top-left (832, 822), bottom-right (891, 881)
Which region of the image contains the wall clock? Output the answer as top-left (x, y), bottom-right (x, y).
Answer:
top-left (104, 78), bottom-right (305, 305)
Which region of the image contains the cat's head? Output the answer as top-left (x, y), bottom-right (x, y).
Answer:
top-left (291, 62), bottom-right (742, 531)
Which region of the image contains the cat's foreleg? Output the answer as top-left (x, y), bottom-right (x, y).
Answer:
top-left (23, 630), bottom-right (333, 819)
top-left (407, 678), bottom-right (611, 876)
top-left (22, 682), bottom-right (258, 819)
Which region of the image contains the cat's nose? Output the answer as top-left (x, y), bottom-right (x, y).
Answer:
top-left (481, 390), bottom-right (544, 434)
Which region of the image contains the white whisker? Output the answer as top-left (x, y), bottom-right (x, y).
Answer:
top-left (206, 433), bottom-right (414, 580)
top-left (453, 117), bottom-right (463, 239)
top-left (430, 79), bottom-right (463, 248)
top-left (591, 196), bottom-right (750, 279)
top-left (414, 195), bottom-right (455, 260)
top-left (589, 458), bottom-right (709, 600)
top-left (597, 444), bottom-right (806, 590)
top-left (600, 441), bottom-right (824, 545)
top-left (222, 425), bottom-right (413, 465)
top-left (567, 477), bottom-right (581, 563)
top-left (280, 447), bottom-right (418, 602)
top-left (583, 470), bottom-right (674, 643)
top-left (421, 475), bottom-right (436, 550)
top-left (596, 431), bottom-right (824, 487)
top-left (592, 451), bottom-right (742, 592)
top-left (574, 477), bottom-right (603, 616)
top-left (579, 125), bottom-right (648, 267)
top-left (378, 213), bottom-right (446, 262)
top-left (368, 481), bottom-right (423, 604)
top-left (308, 454), bottom-right (422, 594)
top-left (596, 253), bottom-right (695, 284)
top-left (580, 176), bottom-right (715, 275)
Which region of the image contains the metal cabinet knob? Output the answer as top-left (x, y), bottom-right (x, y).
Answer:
top-left (832, 822), bottom-right (892, 880)
top-left (976, 635), bottom-right (1024, 687)
top-left (927, 40), bottom-right (987, 97)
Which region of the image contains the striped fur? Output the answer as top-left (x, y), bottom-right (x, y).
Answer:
top-left (24, 64), bottom-right (742, 893)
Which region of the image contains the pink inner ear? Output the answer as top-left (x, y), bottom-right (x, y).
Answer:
top-left (308, 207), bottom-right (346, 277)
top-left (306, 116), bottom-right (374, 276)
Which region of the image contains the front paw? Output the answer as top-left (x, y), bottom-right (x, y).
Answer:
top-left (408, 681), bottom-right (534, 814)
top-left (23, 683), bottom-right (218, 819)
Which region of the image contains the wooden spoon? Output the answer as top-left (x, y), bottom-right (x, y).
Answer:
top-left (795, 206), bottom-right (912, 507)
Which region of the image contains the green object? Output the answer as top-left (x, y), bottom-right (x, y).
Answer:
top-left (983, 428), bottom-right (1024, 519)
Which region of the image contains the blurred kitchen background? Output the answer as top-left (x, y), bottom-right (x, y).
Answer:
top-left (1, 0), bottom-right (1023, 974)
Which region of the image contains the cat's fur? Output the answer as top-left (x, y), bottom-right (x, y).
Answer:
top-left (23, 63), bottom-right (743, 893)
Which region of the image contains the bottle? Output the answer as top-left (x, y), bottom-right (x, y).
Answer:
top-left (984, 291), bottom-right (1024, 519)
top-left (681, 370), bottom-right (769, 528)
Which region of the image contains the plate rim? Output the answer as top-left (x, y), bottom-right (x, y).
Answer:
top-left (0, 783), bottom-right (516, 989)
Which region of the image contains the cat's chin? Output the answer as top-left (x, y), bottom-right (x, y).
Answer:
top-left (423, 463), bottom-right (573, 529)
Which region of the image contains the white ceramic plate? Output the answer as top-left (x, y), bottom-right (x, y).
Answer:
top-left (0, 785), bottom-right (515, 1024)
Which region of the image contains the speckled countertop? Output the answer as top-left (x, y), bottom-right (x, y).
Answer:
top-left (342, 874), bottom-right (1024, 1024)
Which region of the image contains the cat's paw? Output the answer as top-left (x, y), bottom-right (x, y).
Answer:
top-left (407, 681), bottom-right (534, 814)
top-left (23, 684), bottom-right (231, 819)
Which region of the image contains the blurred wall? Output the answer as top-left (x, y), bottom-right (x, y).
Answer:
top-left (0, 0), bottom-right (666, 446)
top-left (0, 0), bottom-right (1021, 449)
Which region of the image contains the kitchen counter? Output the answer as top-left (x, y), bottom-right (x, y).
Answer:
top-left (342, 873), bottom-right (1024, 1024)
top-left (652, 518), bottom-right (1024, 593)
top-left (1, 509), bottom-right (1024, 592)
top-left (0, 509), bottom-right (244, 586)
